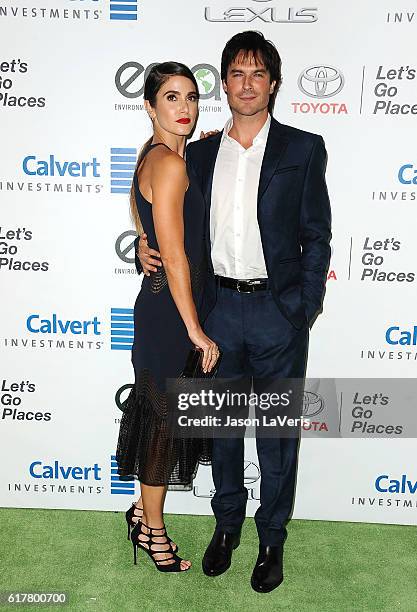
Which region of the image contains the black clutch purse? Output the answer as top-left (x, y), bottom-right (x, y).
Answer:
top-left (180, 347), bottom-right (222, 378)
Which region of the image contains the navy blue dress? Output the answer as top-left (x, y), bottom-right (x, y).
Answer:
top-left (116, 143), bottom-right (211, 489)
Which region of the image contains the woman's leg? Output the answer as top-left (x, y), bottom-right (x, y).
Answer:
top-left (140, 483), bottom-right (191, 570)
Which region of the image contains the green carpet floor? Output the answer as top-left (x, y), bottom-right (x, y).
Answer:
top-left (0, 508), bottom-right (416, 612)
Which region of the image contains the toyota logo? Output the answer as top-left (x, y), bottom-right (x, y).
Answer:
top-left (298, 65), bottom-right (344, 98)
top-left (302, 391), bottom-right (325, 417)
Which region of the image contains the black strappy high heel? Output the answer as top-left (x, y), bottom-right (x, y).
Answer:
top-left (125, 503), bottom-right (143, 541)
top-left (131, 521), bottom-right (190, 573)
top-left (125, 503), bottom-right (178, 552)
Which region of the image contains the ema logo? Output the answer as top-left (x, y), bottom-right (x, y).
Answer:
top-left (110, 148), bottom-right (137, 193)
top-left (110, 455), bottom-right (135, 494)
top-left (110, 0), bottom-right (138, 20)
top-left (111, 308), bottom-right (134, 350)
top-left (115, 63), bottom-right (221, 102)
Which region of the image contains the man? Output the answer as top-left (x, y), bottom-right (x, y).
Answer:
top-left (138, 31), bottom-right (331, 592)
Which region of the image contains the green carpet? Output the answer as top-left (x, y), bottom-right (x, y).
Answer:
top-left (0, 509), bottom-right (416, 611)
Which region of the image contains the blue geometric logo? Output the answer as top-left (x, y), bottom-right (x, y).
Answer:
top-left (110, 455), bottom-right (135, 495)
top-left (110, 147), bottom-right (137, 194)
top-left (111, 307), bottom-right (134, 350)
top-left (110, 0), bottom-right (138, 21)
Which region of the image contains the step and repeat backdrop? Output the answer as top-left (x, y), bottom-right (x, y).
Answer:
top-left (0, 0), bottom-right (416, 526)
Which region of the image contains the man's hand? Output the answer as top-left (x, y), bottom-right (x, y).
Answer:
top-left (200, 129), bottom-right (220, 139)
top-left (138, 233), bottom-right (162, 276)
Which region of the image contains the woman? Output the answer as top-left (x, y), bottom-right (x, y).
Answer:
top-left (115, 62), bottom-right (219, 573)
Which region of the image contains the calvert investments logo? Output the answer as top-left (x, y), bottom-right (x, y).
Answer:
top-left (371, 163), bottom-right (416, 204)
top-left (1, 312), bottom-right (104, 352)
top-left (375, 474), bottom-right (417, 494)
top-left (110, 308), bottom-right (134, 350)
top-left (204, 1), bottom-right (318, 23)
top-left (360, 324), bottom-right (417, 364)
top-left (110, 148), bottom-right (137, 194)
top-left (385, 325), bottom-right (417, 347)
top-left (0, 152), bottom-right (104, 195)
top-left (110, 455), bottom-right (135, 494)
top-left (7, 459), bottom-right (104, 496)
top-left (292, 65), bottom-right (347, 115)
top-left (351, 473), bottom-right (417, 510)
top-left (398, 164), bottom-right (417, 186)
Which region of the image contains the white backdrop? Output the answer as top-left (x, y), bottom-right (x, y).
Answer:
top-left (1, 0), bottom-right (416, 526)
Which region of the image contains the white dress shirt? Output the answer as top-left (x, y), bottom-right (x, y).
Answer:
top-left (210, 114), bottom-right (271, 280)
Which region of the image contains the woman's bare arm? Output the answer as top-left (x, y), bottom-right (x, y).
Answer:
top-left (149, 149), bottom-right (217, 371)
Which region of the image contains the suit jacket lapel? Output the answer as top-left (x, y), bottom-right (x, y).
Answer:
top-left (198, 131), bottom-right (222, 272)
top-left (202, 131), bottom-right (222, 209)
top-left (258, 118), bottom-right (289, 204)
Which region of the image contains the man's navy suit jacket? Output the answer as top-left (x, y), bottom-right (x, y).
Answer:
top-left (186, 117), bottom-right (332, 330)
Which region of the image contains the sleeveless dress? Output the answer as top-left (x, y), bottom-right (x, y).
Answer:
top-left (115, 143), bottom-right (211, 489)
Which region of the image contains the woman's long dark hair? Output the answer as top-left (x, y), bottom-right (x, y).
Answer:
top-left (130, 62), bottom-right (199, 235)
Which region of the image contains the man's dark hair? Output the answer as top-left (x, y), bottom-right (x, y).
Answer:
top-left (221, 30), bottom-right (282, 114)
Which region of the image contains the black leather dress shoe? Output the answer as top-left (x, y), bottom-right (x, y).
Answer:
top-left (202, 529), bottom-right (241, 577)
top-left (250, 544), bottom-right (284, 593)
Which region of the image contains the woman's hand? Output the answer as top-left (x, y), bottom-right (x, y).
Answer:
top-left (138, 233), bottom-right (162, 276)
top-left (188, 327), bottom-right (220, 373)
top-left (199, 129), bottom-right (220, 139)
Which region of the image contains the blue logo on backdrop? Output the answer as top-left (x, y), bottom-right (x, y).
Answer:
top-left (375, 474), bottom-right (417, 494)
top-left (22, 155), bottom-right (100, 178)
top-left (111, 308), bottom-right (134, 350)
top-left (398, 164), bottom-right (417, 185)
top-left (110, 455), bottom-right (135, 494)
top-left (26, 313), bottom-right (102, 335)
top-left (110, 148), bottom-right (137, 193)
top-left (385, 325), bottom-right (417, 345)
top-left (110, 0), bottom-right (138, 21)
top-left (29, 460), bottom-right (102, 480)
